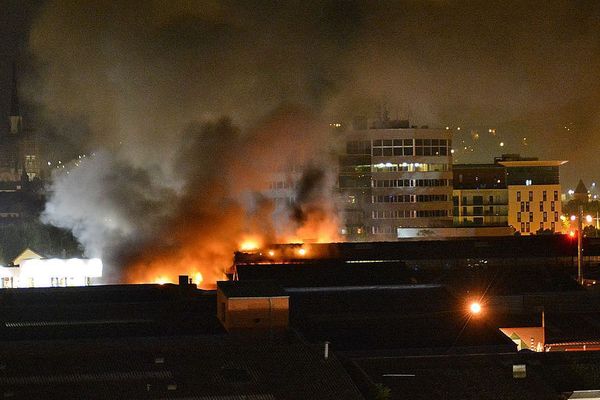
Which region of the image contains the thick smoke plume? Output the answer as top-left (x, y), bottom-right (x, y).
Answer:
top-left (29, 2), bottom-right (344, 285)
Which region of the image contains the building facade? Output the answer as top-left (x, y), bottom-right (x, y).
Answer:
top-left (500, 158), bottom-right (567, 235)
top-left (338, 119), bottom-right (453, 241)
top-left (453, 163), bottom-right (508, 226)
top-left (454, 155), bottom-right (566, 235)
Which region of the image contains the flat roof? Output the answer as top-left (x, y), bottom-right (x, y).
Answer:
top-left (498, 160), bottom-right (568, 167)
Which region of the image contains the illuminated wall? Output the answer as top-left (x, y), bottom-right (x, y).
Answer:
top-left (0, 258), bottom-right (103, 288)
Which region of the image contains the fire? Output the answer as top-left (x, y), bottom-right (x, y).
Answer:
top-left (193, 272), bottom-right (203, 285)
top-left (154, 276), bottom-right (169, 285)
top-left (239, 240), bottom-right (260, 251)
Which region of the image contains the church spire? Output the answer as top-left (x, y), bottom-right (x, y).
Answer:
top-left (9, 62), bottom-right (23, 134)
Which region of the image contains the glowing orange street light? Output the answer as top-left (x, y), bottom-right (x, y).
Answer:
top-left (469, 302), bottom-right (482, 315)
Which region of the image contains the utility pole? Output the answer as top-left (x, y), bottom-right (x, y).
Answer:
top-left (578, 205), bottom-right (584, 285)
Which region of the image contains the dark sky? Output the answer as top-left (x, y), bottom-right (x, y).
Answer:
top-left (1, 0), bottom-right (600, 189)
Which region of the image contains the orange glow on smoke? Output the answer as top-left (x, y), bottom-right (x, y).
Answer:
top-left (239, 235), bottom-right (263, 252)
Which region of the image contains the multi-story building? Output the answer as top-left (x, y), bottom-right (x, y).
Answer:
top-left (338, 117), bottom-right (453, 241)
top-left (453, 163), bottom-right (508, 226)
top-left (499, 156), bottom-right (567, 235)
top-left (454, 155), bottom-right (566, 235)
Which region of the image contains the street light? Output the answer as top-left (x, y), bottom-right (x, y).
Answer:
top-left (470, 302), bottom-right (482, 314)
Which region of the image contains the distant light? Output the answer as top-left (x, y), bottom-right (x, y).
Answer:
top-left (457, 127), bottom-right (461, 131)
top-left (500, 142), bottom-right (504, 147)
top-left (586, 215), bottom-right (593, 224)
top-left (568, 189), bottom-right (575, 195)
top-left (570, 215), bottom-right (577, 221)
top-left (470, 302), bottom-right (482, 314)
top-left (450, 149), bottom-right (455, 154)
top-left (569, 231), bottom-right (576, 238)
top-left (445, 126), bottom-right (450, 130)
top-left (525, 179), bottom-right (532, 186)
top-left (593, 182), bottom-right (596, 187)
top-left (297, 248), bottom-right (307, 256)
top-left (268, 250), bottom-right (275, 257)
top-left (560, 215), bottom-right (567, 221)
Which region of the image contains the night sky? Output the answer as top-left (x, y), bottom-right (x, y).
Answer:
top-left (1, 0), bottom-right (600, 189)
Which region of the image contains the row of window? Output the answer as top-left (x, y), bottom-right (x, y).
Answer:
top-left (371, 210), bottom-right (417, 219)
top-left (520, 222), bottom-right (556, 233)
top-left (346, 139), bottom-right (452, 157)
top-left (372, 162), bottom-right (450, 173)
top-left (373, 179), bottom-right (449, 188)
top-left (517, 211), bottom-right (559, 223)
top-left (372, 194), bottom-right (448, 203)
top-left (516, 190), bottom-right (559, 202)
top-left (370, 209), bottom-right (451, 219)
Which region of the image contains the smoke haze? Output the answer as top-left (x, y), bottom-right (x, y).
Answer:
top-left (22, 1), bottom-right (600, 281)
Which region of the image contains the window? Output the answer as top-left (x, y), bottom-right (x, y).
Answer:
top-left (551, 222), bottom-right (555, 231)
top-left (525, 202), bottom-right (530, 212)
top-left (543, 191), bottom-right (547, 201)
top-left (540, 201), bottom-right (544, 212)
top-left (554, 211), bottom-right (558, 221)
top-left (540, 222), bottom-right (544, 231)
top-left (517, 212), bottom-right (521, 222)
top-left (526, 222), bottom-right (530, 232)
top-left (543, 212), bottom-right (547, 222)
top-left (517, 191), bottom-right (521, 201)
top-left (554, 191), bottom-right (559, 201)
top-left (520, 202), bottom-right (525, 212)
top-left (529, 213), bottom-right (533, 222)
top-left (521, 222), bottom-right (525, 232)
top-left (373, 138), bottom-right (413, 156)
top-left (528, 191), bottom-right (533, 201)
top-left (489, 196), bottom-right (494, 204)
top-left (551, 201), bottom-right (555, 211)
top-left (414, 138), bottom-right (450, 156)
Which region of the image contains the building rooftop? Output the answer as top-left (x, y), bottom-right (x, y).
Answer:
top-left (497, 160), bottom-right (568, 167)
top-left (0, 335), bottom-right (364, 400)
